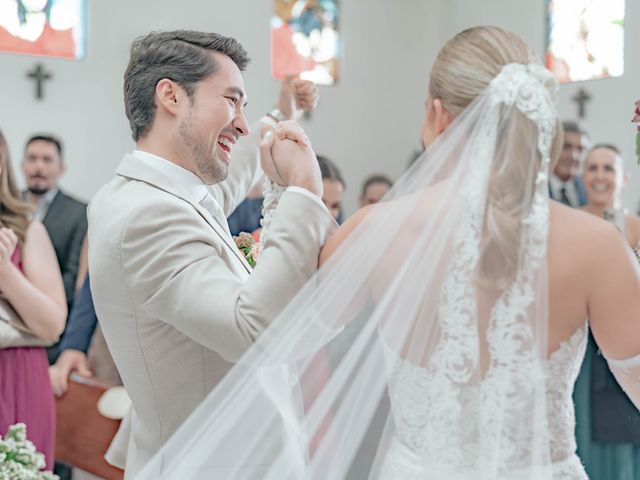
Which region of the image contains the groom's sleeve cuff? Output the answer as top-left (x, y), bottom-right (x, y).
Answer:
top-left (286, 186), bottom-right (332, 215)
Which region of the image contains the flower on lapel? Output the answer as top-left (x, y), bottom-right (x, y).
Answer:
top-left (234, 232), bottom-right (261, 268)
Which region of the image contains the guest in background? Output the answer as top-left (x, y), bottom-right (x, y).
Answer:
top-left (549, 121), bottom-right (589, 207)
top-left (317, 155), bottom-right (345, 223)
top-left (574, 144), bottom-right (640, 479)
top-left (0, 129), bottom-right (67, 470)
top-left (360, 174), bottom-right (393, 207)
top-left (48, 274), bottom-right (98, 397)
top-left (49, 269), bottom-right (121, 398)
top-left (21, 134), bottom-right (87, 363)
top-left (227, 181), bottom-right (264, 236)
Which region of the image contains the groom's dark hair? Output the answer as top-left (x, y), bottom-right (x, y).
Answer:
top-left (124, 30), bottom-right (250, 141)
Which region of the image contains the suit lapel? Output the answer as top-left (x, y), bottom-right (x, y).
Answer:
top-left (42, 190), bottom-right (64, 229)
top-left (115, 155), bottom-right (252, 273)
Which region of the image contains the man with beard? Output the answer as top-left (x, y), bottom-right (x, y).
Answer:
top-left (88, 30), bottom-right (336, 477)
top-left (21, 135), bottom-right (87, 357)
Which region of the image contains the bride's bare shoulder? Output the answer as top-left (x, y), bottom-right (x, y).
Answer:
top-left (549, 201), bottom-right (623, 257)
top-left (319, 181), bottom-right (449, 265)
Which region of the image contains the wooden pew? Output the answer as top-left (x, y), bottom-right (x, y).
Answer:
top-left (55, 375), bottom-right (124, 480)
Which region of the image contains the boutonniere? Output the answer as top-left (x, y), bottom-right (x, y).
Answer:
top-left (233, 232), bottom-right (261, 268)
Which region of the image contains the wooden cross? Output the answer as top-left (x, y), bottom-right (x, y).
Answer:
top-left (26, 63), bottom-right (53, 101)
top-left (572, 88), bottom-right (591, 119)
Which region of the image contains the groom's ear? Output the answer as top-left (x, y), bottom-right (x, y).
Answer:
top-left (155, 79), bottom-right (183, 117)
top-left (433, 99), bottom-right (454, 135)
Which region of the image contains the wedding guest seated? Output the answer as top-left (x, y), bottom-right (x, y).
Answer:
top-left (0, 129), bottom-right (67, 470)
top-left (360, 174), bottom-right (393, 207)
top-left (574, 143), bottom-right (640, 479)
top-left (548, 121), bottom-right (589, 207)
top-left (318, 155), bottom-right (345, 223)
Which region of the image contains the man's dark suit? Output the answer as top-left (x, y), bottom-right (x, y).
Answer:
top-left (40, 190), bottom-right (88, 363)
top-left (42, 190), bottom-right (88, 306)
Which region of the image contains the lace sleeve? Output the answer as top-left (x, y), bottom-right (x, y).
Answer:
top-left (605, 353), bottom-right (640, 411)
top-left (259, 178), bottom-right (286, 245)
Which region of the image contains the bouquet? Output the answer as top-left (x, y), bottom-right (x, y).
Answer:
top-left (633, 100), bottom-right (640, 164)
top-left (234, 232), bottom-right (261, 268)
top-left (0, 423), bottom-right (57, 480)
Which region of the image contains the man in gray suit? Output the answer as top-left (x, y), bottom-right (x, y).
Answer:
top-left (88, 30), bottom-right (336, 478)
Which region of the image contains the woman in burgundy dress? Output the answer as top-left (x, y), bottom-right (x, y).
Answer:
top-left (0, 129), bottom-right (67, 469)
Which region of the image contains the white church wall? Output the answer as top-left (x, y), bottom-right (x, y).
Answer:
top-left (0, 0), bottom-right (442, 215)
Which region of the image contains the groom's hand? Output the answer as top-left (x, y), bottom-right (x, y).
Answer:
top-left (260, 121), bottom-right (322, 197)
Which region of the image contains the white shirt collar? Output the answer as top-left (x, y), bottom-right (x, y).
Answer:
top-left (24, 186), bottom-right (59, 222)
top-left (132, 149), bottom-right (210, 204)
top-left (549, 174), bottom-right (578, 205)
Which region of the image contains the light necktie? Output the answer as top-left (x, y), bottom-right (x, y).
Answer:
top-left (200, 194), bottom-right (232, 238)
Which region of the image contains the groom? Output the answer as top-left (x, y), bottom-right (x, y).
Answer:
top-left (88, 30), bottom-right (337, 478)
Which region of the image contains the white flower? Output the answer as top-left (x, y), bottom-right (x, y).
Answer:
top-left (0, 424), bottom-right (58, 480)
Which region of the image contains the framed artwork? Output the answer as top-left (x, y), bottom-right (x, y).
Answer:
top-left (0, 0), bottom-right (87, 60)
top-left (546, 0), bottom-right (624, 83)
top-left (271, 0), bottom-right (339, 85)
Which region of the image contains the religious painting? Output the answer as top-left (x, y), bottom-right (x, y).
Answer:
top-left (271, 0), bottom-right (339, 85)
top-left (545, 0), bottom-right (625, 83)
top-left (0, 0), bottom-right (87, 60)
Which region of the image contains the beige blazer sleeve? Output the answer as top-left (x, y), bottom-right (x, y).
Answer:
top-left (120, 190), bottom-right (337, 362)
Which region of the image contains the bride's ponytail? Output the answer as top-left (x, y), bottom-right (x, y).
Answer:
top-left (429, 26), bottom-right (562, 290)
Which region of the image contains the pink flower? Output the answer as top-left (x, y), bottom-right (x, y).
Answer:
top-left (234, 232), bottom-right (254, 249)
top-left (249, 242), bottom-right (261, 261)
top-left (633, 100), bottom-right (640, 131)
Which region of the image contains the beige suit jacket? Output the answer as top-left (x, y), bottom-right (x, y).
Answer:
top-left (88, 126), bottom-right (337, 478)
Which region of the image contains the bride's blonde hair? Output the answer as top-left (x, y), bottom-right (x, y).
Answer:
top-left (430, 26), bottom-right (562, 289)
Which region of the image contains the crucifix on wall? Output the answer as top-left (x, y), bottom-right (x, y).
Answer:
top-left (26, 64), bottom-right (53, 101)
top-left (571, 88), bottom-right (592, 119)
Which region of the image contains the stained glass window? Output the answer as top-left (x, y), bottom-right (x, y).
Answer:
top-left (0, 0), bottom-right (87, 60)
top-left (546, 0), bottom-right (624, 83)
top-left (271, 0), bottom-right (339, 85)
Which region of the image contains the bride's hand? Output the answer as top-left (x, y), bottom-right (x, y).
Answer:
top-left (260, 122), bottom-right (322, 197)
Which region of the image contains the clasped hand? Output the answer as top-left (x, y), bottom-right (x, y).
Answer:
top-left (260, 121), bottom-right (323, 197)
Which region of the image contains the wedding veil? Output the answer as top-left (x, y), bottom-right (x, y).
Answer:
top-left (136, 49), bottom-right (562, 479)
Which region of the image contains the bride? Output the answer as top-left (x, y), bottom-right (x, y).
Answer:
top-left (137, 26), bottom-right (640, 479)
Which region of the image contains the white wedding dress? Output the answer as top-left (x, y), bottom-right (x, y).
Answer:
top-left (379, 322), bottom-right (589, 479)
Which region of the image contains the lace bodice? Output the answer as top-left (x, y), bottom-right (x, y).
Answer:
top-left (380, 322), bottom-right (589, 479)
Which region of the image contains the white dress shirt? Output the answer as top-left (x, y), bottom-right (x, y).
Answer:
top-left (24, 187), bottom-right (59, 222)
top-left (133, 150), bottom-right (231, 236)
top-left (549, 174), bottom-right (580, 207)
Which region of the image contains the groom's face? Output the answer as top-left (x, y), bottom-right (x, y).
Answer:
top-left (178, 52), bottom-right (250, 184)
